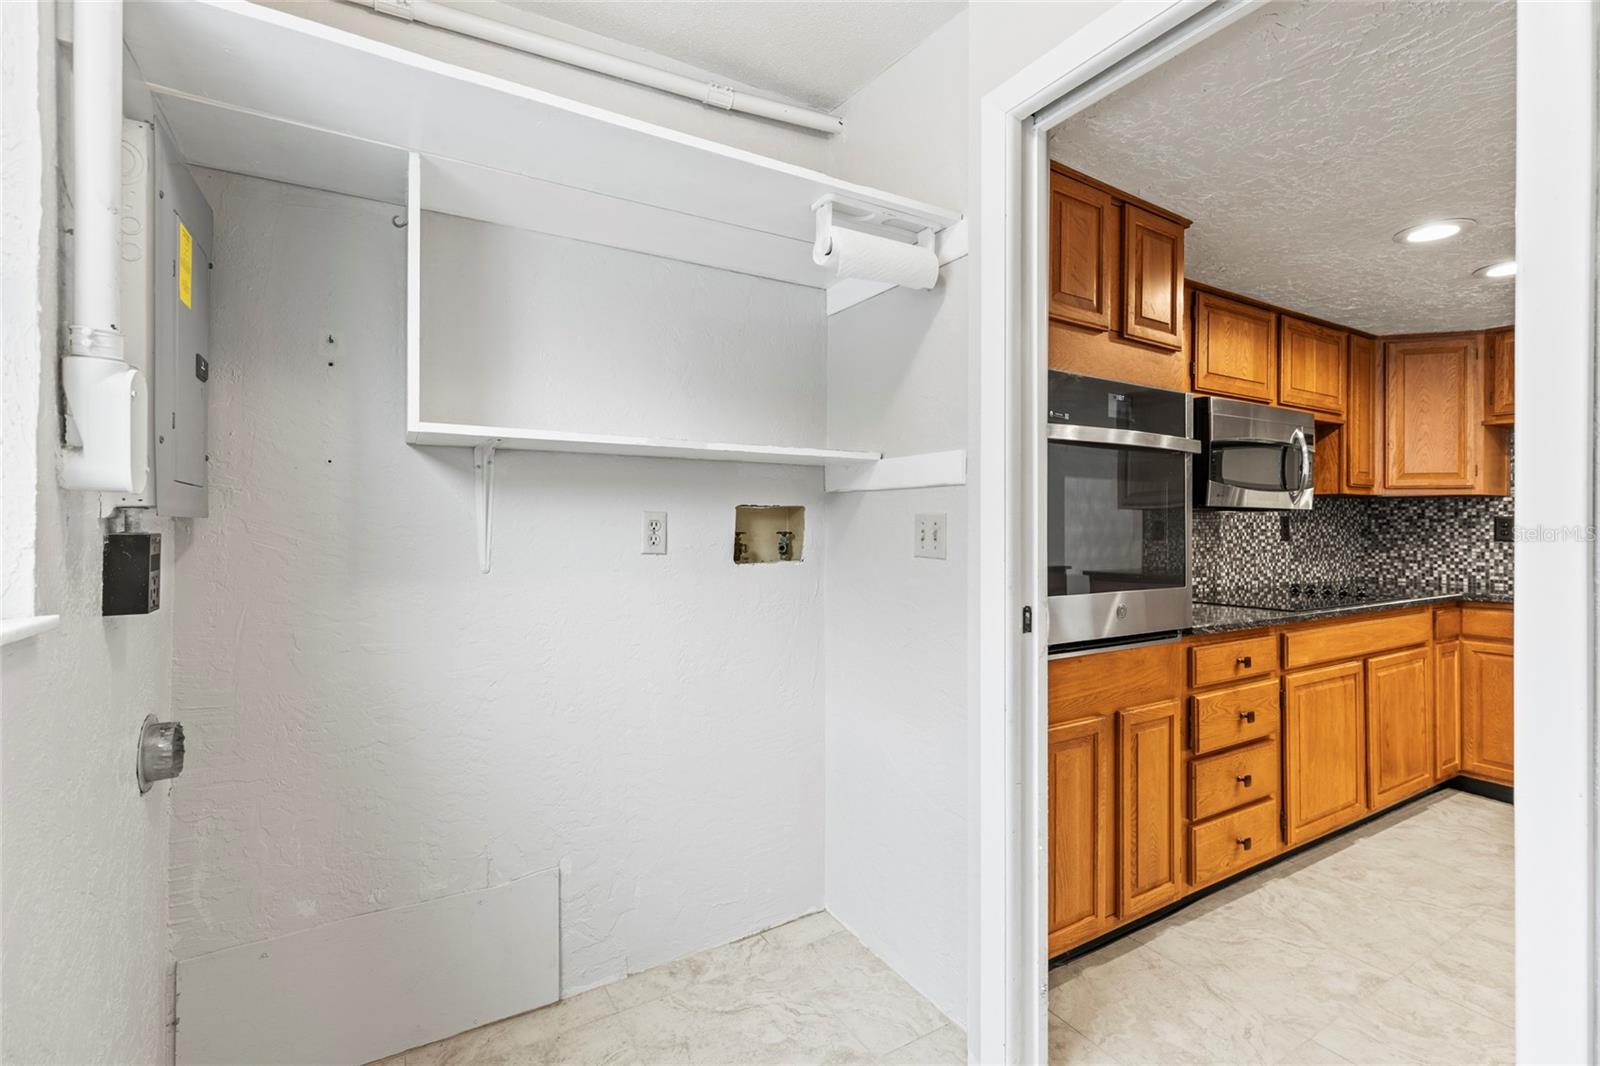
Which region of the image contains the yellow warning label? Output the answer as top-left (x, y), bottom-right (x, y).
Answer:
top-left (178, 222), bottom-right (193, 309)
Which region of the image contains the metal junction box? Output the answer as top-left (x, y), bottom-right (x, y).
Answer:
top-left (113, 119), bottom-right (212, 518)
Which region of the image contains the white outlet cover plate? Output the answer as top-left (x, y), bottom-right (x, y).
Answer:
top-left (914, 513), bottom-right (947, 559)
top-left (643, 511), bottom-right (667, 554)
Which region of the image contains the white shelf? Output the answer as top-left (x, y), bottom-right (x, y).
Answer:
top-left (122, 0), bottom-right (963, 290)
top-left (408, 421), bottom-right (880, 467)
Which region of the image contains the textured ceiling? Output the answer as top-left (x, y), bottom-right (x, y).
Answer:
top-left (499, 1), bottom-right (966, 110)
top-left (1048, 1), bottom-right (1515, 335)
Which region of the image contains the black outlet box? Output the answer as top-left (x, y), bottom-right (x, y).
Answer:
top-left (1493, 516), bottom-right (1515, 543)
top-left (103, 532), bottom-right (161, 615)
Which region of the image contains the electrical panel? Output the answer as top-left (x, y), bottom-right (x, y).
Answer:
top-left (109, 119), bottom-right (212, 518)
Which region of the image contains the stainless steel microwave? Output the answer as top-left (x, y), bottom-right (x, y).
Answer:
top-left (1194, 397), bottom-right (1316, 511)
top-left (1046, 373), bottom-right (1199, 647)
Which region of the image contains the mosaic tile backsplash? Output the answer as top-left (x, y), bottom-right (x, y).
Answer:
top-left (1191, 492), bottom-right (1514, 599)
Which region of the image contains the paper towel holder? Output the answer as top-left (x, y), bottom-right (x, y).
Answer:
top-left (812, 194), bottom-right (938, 266)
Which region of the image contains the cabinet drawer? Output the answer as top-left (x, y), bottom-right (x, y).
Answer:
top-left (1190, 797), bottom-right (1279, 888)
top-left (1189, 634), bottom-right (1277, 688)
top-left (1190, 739), bottom-right (1279, 820)
top-left (1190, 678), bottom-right (1280, 754)
top-left (1282, 610), bottom-right (1431, 669)
top-left (1462, 605), bottom-right (1512, 642)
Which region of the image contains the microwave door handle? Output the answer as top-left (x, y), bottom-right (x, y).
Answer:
top-left (1287, 427), bottom-right (1312, 503)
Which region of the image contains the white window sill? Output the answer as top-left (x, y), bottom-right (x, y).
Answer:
top-left (1, 615), bottom-right (61, 647)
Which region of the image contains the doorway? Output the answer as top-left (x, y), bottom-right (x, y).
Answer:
top-left (972, 2), bottom-right (1597, 1062)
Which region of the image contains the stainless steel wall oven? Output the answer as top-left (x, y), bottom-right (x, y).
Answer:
top-left (1046, 372), bottom-right (1198, 647)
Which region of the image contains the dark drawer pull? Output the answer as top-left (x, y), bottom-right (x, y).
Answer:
top-left (1239, 710), bottom-right (1257, 724)
top-left (1238, 836), bottom-right (1253, 851)
top-left (1236, 655), bottom-right (1253, 668)
top-left (1236, 773), bottom-right (1253, 787)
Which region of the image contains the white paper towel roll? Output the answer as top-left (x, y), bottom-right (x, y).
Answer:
top-left (814, 226), bottom-right (939, 290)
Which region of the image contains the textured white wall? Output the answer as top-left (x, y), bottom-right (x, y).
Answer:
top-left (419, 213), bottom-right (826, 444)
top-left (1, 5), bottom-right (175, 1062)
top-left (167, 171), bottom-right (827, 994)
top-left (822, 11), bottom-right (972, 1026)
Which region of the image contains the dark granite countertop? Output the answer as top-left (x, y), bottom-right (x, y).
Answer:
top-left (1189, 583), bottom-right (1513, 636)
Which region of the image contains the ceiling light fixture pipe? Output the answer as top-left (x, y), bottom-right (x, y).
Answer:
top-left (350, 0), bottom-right (844, 135)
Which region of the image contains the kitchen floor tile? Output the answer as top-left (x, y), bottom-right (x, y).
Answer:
top-left (1051, 791), bottom-right (1513, 1066)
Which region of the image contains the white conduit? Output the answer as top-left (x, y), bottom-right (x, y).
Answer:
top-left (347, 0), bottom-right (844, 135)
top-left (61, 0), bottom-right (148, 493)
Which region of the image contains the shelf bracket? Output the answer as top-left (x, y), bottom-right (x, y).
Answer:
top-left (474, 441), bottom-right (497, 574)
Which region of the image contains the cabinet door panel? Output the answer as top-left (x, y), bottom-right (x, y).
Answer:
top-left (1117, 699), bottom-right (1183, 918)
top-left (1283, 661), bottom-right (1368, 845)
top-left (1385, 337), bottom-right (1479, 489)
top-left (1279, 316), bottom-right (1348, 415)
top-left (1192, 291), bottom-right (1276, 402)
top-left (1344, 334), bottom-right (1380, 491)
top-left (1435, 640), bottom-right (1462, 778)
top-left (1048, 716), bottom-right (1114, 950)
top-left (1366, 646), bottom-right (1434, 808)
top-left (1121, 206), bottom-right (1185, 351)
top-left (1461, 640), bottom-right (1514, 785)
top-left (1486, 327), bottom-right (1515, 423)
top-left (1049, 173), bottom-right (1115, 331)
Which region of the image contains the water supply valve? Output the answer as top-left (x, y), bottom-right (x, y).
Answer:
top-left (136, 715), bottom-right (185, 794)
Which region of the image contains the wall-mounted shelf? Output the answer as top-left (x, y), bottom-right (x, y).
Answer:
top-left (409, 422), bottom-right (879, 467)
top-left (122, 0), bottom-right (966, 298)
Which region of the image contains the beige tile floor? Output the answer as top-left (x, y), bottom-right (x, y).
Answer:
top-left (373, 911), bottom-right (964, 1065)
top-left (1049, 790), bottom-right (1514, 1066)
top-left (374, 790), bottom-right (1509, 1066)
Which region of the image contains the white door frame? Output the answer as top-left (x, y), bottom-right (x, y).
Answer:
top-left (972, 3), bottom-right (1600, 1063)
top-left (1512, 4), bottom-right (1598, 1062)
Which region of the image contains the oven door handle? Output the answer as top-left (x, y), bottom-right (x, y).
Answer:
top-left (1046, 425), bottom-right (1202, 454)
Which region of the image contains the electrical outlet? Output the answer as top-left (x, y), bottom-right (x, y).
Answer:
top-left (1493, 515), bottom-right (1514, 543)
top-left (643, 511), bottom-right (667, 554)
top-left (915, 513), bottom-right (947, 559)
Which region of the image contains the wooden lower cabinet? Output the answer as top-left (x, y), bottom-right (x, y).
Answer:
top-left (1117, 700), bottom-right (1184, 918)
top-left (1434, 640), bottom-right (1462, 778)
top-left (1047, 602), bottom-right (1511, 958)
top-left (1048, 716), bottom-right (1115, 952)
top-left (1366, 646), bottom-right (1435, 808)
top-left (1461, 639), bottom-right (1515, 785)
top-left (1283, 660), bottom-right (1369, 845)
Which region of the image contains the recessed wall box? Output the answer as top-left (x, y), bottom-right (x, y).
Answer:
top-left (103, 532), bottom-right (161, 615)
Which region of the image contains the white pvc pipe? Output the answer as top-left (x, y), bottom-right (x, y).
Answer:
top-left (61, 0), bottom-right (148, 494)
top-left (71, 0), bottom-right (122, 338)
top-left (351, 0), bottom-right (844, 135)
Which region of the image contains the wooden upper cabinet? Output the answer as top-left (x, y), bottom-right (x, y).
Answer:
top-left (1116, 699), bottom-right (1183, 918)
top-left (1049, 172), bottom-right (1116, 332)
top-left (1121, 206), bottom-right (1186, 351)
top-left (1384, 336), bottom-right (1480, 490)
top-left (1192, 291), bottom-right (1277, 402)
top-left (1283, 661), bottom-right (1368, 845)
top-left (1365, 646), bottom-right (1434, 808)
top-left (1461, 638), bottom-right (1514, 785)
top-left (1047, 716), bottom-right (1115, 952)
top-left (1485, 326), bottom-right (1515, 424)
top-left (1343, 334), bottom-right (1380, 492)
top-left (1278, 316), bottom-right (1348, 416)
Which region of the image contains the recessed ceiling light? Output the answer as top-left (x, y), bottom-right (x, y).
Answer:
top-left (1473, 260), bottom-right (1517, 279)
top-left (1393, 218), bottom-right (1477, 244)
